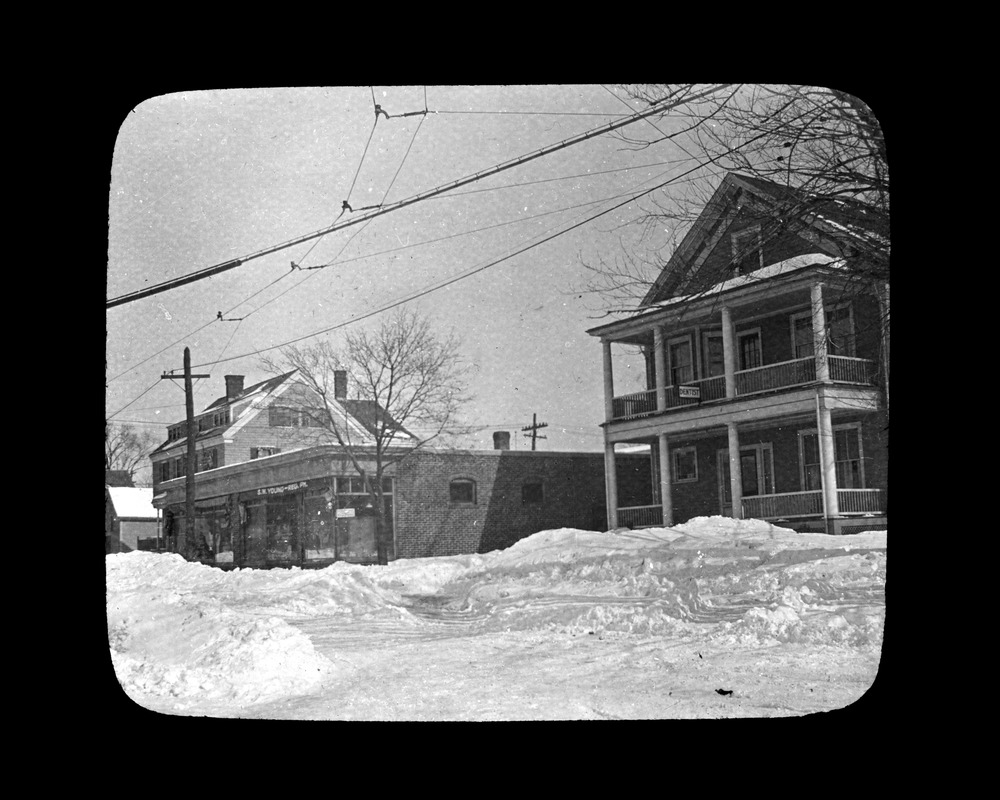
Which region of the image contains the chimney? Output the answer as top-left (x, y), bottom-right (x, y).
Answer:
top-left (334, 370), bottom-right (348, 400)
top-left (224, 375), bottom-right (245, 401)
top-left (493, 431), bottom-right (511, 450)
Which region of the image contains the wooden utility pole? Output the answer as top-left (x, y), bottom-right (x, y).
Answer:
top-left (521, 413), bottom-right (548, 451)
top-left (161, 347), bottom-right (210, 560)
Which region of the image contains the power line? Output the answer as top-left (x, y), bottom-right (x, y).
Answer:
top-left (106, 85), bottom-right (732, 309)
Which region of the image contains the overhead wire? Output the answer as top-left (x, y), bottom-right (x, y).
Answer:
top-left (186, 99), bottom-right (819, 371)
top-left (106, 84), bottom-right (732, 309)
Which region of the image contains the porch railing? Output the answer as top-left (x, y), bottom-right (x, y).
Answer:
top-left (741, 488), bottom-right (884, 520)
top-left (742, 491), bottom-right (823, 519)
top-left (837, 488), bottom-right (884, 514)
top-left (618, 504), bottom-right (663, 529)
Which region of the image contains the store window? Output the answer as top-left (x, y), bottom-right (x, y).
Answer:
top-left (449, 479), bottom-right (477, 505)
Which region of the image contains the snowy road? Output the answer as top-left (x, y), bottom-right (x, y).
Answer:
top-left (107, 518), bottom-right (886, 720)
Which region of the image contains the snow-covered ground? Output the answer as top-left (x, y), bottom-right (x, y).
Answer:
top-left (106, 517), bottom-right (886, 719)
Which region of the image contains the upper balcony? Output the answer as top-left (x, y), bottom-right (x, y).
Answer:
top-left (611, 353), bottom-right (875, 421)
top-left (590, 258), bottom-right (888, 431)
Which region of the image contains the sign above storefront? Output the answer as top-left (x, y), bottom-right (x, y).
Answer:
top-left (256, 481), bottom-right (309, 496)
top-left (679, 385), bottom-right (701, 399)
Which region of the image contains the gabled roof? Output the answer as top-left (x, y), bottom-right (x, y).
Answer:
top-left (340, 399), bottom-right (415, 441)
top-left (640, 172), bottom-right (889, 307)
top-left (203, 371), bottom-right (297, 411)
top-left (107, 486), bottom-right (157, 519)
top-left (151, 369), bottom-right (417, 456)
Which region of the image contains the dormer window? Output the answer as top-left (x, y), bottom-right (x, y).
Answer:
top-left (730, 225), bottom-right (763, 274)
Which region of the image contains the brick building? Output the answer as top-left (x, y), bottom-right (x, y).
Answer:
top-left (150, 372), bottom-right (650, 567)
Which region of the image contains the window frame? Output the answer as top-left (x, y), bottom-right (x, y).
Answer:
top-left (448, 478), bottom-right (478, 506)
top-left (736, 327), bottom-right (763, 371)
top-left (667, 334), bottom-right (694, 387)
top-left (790, 303), bottom-right (856, 360)
top-left (797, 422), bottom-right (865, 491)
top-left (521, 479), bottom-right (545, 505)
top-left (671, 446), bottom-right (698, 483)
top-left (730, 224), bottom-right (763, 274)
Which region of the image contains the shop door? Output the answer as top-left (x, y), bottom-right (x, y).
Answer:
top-left (243, 502), bottom-right (267, 564)
top-left (335, 508), bottom-right (378, 562)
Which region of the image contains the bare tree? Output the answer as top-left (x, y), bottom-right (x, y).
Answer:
top-left (583, 83), bottom-right (889, 312)
top-left (262, 308), bottom-right (470, 565)
top-left (105, 422), bottom-right (157, 484)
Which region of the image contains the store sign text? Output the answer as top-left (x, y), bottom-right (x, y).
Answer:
top-left (257, 481), bottom-right (309, 496)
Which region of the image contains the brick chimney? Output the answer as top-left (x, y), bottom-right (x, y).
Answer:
top-left (493, 431), bottom-right (511, 450)
top-left (334, 370), bottom-right (348, 400)
top-left (224, 375), bottom-right (245, 401)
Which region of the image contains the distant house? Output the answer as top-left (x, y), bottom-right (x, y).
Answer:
top-left (150, 372), bottom-right (650, 566)
top-left (588, 172), bottom-right (889, 534)
top-left (105, 486), bottom-right (160, 553)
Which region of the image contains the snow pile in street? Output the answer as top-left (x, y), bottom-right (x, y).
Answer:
top-left (107, 517), bottom-right (886, 716)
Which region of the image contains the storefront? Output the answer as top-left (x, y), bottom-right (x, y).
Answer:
top-left (163, 474), bottom-right (394, 569)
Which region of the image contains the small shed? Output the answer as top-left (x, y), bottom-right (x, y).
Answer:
top-left (106, 486), bottom-right (161, 553)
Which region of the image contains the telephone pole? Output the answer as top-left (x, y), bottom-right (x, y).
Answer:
top-left (161, 347), bottom-right (210, 559)
top-left (521, 413), bottom-right (548, 451)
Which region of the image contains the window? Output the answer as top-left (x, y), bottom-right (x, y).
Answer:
top-left (449, 479), bottom-right (477, 505)
top-left (702, 332), bottom-right (725, 378)
top-left (792, 305), bottom-right (855, 359)
top-left (250, 447), bottom-right (281, 460)
top-left (738, 330), bottom-right (762, 370)
top-left (799, 424), bottom-right (864, 490)
top-left (668, 337), bottom-right (694, 386)
top-left (730, 225), bottom-right (763, 274)
top-left (522, 480), bottom-right (544, 504)
top-left (672, 447), bottom-right (698, 483)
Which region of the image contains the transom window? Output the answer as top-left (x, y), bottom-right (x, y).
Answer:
top-left (449, 479), bottom-right (477, 505)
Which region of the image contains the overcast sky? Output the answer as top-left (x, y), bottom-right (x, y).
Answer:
top-left (106, 84), bottom-right (722, 473)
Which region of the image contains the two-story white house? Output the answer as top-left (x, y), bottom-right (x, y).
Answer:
top-left (588, 173), bottom-right (889, 535)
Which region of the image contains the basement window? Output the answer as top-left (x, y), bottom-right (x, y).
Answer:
top-left (449, 479), bottom-right (477, 505)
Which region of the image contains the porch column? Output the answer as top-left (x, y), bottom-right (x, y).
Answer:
top-left (811, 282), bottom-right (830, 382)
top-left (604, 440), bottom-right (619, 530)
top-left (658, 433), bottom-right (673, 527)
top-left (602, 339), bottom-right (615, 422)
top-left (653, 326), bottom-right (667, 412)
top-left (815, 391), bottom-right (840, 518)
top-left (721, 305), bottom-right (737, 399)
top-left (727, 422), bottom-right (742, 519)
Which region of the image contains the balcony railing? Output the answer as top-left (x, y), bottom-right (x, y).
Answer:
top-left (612, 389), bottom-right (657, 420)
top-left (736, 357), bottom-right (816, 396)
top-left (828, 356), bottom-right (873, 384)
top-left (609, 356), bottom-right (876, 421)
top-left (618, 504), bottom-right (663, 529)
top-left (740, 489), bottom-right (883, 520)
